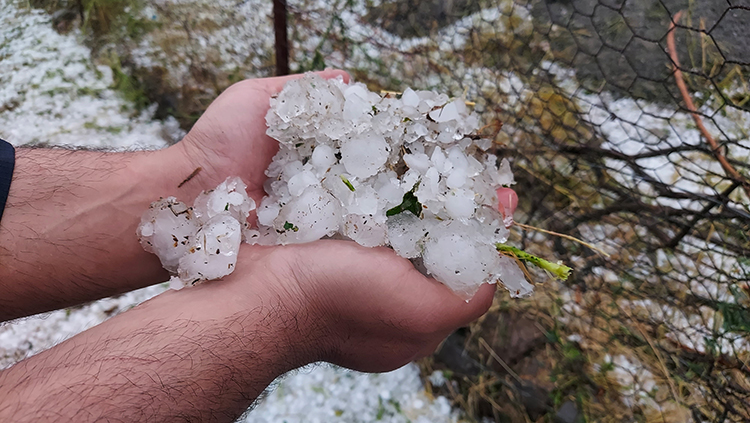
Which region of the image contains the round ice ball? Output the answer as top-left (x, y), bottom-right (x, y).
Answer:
top-left (386, 213), bottom-right (427, 259)
top-left (340, 132), bottom-right (389, 179)
top-left (137, 197), bottom-right (200, 274)
top-left (422, 221), bottom-right (501, 299)
top-left (177, 214), bottom-right (242, 286)
top-left (275, 186), bottom-right (342, 244)
top-left (311, 144), bottom-right (337, 170)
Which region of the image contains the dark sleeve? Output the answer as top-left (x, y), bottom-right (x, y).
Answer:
top-left (0, 139), bottom-right (14, 224)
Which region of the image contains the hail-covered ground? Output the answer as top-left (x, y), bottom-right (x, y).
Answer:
top-left (0, 0), bottom-right (181, 149)
top-left (0, 2), bottom-right (465, 422)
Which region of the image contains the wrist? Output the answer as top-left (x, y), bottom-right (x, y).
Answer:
top-left (129, 145), bottom-right (208, 203)
top-left (214, 244), bottom-right (334, 367)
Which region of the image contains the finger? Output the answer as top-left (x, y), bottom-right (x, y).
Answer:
top-left (422, 280), bottom-right (496, 332)
top-left (456, 282), bottom-right (496, 325)
top-left (496, 187), bottom-right (518, 218)
top-left (321, 68), bottom-right (351, 83)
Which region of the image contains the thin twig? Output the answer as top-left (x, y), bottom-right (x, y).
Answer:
top-left (513, 222), bottom-right (611, 258)
top-left (177, 167), bottom-right (202, 188)
top-left (622, 308), bottom-right (680, 403)
top-left (442, 371), bottom-right (472, 414)
top-left (497, 248), bottom-right (535, 283)
top-left (478, 337), bottom-right (523, 385)
top-left (667, 11), bottom-right (750, 199)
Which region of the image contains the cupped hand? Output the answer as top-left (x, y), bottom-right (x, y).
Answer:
top-left (223, 240), bottom-right (498, 374)
top-left (224, 197), bottom-right (518, 374)
top-left (166, 71), bottom-right (519, 373)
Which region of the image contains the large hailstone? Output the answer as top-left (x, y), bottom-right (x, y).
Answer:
top-left (137, 177), bottom-right (256, 289)
top-left (273, 186), bottom-right (341, 244)
top-left (137, 197), bottom-right (199, 274)
top-left (340, 132), bottom-right (390, 179)
top-left (422, 221), bottom-right (504, 299)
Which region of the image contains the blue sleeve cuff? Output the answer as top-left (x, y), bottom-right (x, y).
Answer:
top-left (0, 139), bottom-right (15, 224)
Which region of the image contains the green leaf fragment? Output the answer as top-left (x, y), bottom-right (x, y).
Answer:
top-left (340, 175), bottom-right (355, 192)
top-left (283, 221), bottom-right (299, 232)
top-left (391, 400), bottom-right (402, 413)
top-left (496, 244), bottom-right (572, 280)
top-left (311, 51), bottom-right (326, 71)
top-left (386, 191), bottom-right (423, 217)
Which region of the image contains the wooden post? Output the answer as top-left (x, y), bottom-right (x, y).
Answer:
top-left (273, 0), bottom-right (290, 76)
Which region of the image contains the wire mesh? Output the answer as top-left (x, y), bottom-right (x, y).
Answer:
top-left (285, 0), bottom-right (750, 421)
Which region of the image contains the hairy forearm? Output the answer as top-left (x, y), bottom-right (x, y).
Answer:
top-left (0, 147), bottom-right (199, 321)
top-left (0, 272), bottom-right (310, 423)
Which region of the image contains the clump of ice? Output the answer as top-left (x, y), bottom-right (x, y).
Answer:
top-left (260, 74), bottom-right (530, 299)
top-left (138, 75), bottom-right (530, 298)
top-left (137, 177), bottom-right (256, 289)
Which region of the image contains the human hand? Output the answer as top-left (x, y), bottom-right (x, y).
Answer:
top-left (217, 191), bottom-right (518, 374)
top-left (158, 71), bottom-right (518, 373)
top-left (168, 70), bottom-right (350, 201)
top-left (214, 240), bottom-right (494, 374)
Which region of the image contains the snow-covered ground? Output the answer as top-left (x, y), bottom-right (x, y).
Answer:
top-left (0, 2), bottom-right (462, 422)
top-left (131, 0), bottom-right (275, 83)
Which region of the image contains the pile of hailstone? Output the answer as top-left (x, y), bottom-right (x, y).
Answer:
top-left (139, 74), bottom-right (535, 298)
top-left (137, 178), bottom-right (256, 290)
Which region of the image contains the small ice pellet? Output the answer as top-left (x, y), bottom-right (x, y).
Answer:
top-left (386, 213), bottom-right (427, 259)
top-left (311, 144), bottom-right (337, 170)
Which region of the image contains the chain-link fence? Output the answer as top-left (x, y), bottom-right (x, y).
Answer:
top-left (278, 1), bottom-right (750, 421)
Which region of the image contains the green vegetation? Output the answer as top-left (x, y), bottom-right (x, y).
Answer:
top-left (386, 190), bottom-right (422, 217)
top-left (496, 244), bottom-right (572, 281)
top-left (340, 175), bottom-right (356, 192)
